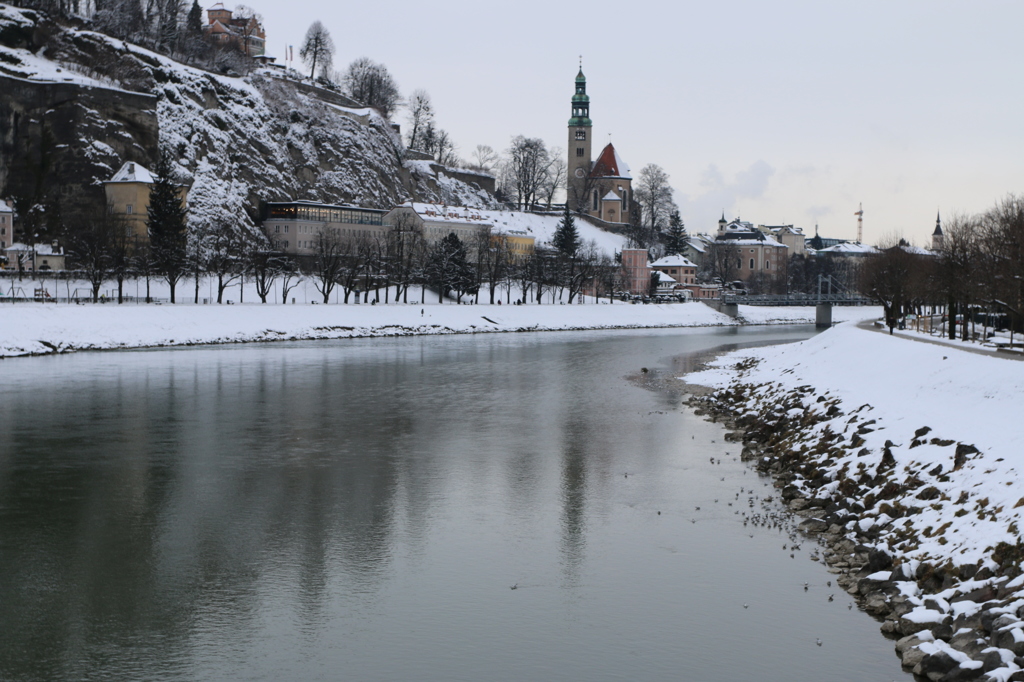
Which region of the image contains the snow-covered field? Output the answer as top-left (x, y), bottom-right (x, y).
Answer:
top-left (686, 322), bottom-right (1024, 680)
top-left (0, 299), bottom-right (881, 358)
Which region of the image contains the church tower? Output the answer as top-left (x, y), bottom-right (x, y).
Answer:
top-left (932, 211), bottom-right (944, 251)
top-left (567, 68), bottom-right (593, 212)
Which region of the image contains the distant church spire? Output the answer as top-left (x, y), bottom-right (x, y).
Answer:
top-left (931, 211), bottom-right (944, 250)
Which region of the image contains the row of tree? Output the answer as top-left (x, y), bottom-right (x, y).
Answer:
top-left (862, 195), bottom-right (1024, 337)
top-left (51, 154), bottom-right (641, 305)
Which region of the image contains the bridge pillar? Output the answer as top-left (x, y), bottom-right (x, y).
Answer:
top-left (815, 303), bottom-right (833, 328)
top-left (722, 303), bottom-right (739, 318)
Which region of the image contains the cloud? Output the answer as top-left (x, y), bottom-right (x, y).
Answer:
top-left (675, 160), bottom-right (776, 230)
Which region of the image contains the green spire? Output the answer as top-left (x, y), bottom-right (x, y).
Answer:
top-left (568, 66), bottom-right (591, 127)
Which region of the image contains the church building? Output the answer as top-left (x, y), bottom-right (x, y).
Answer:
top-left (566, 69), bottom-right (633, 226)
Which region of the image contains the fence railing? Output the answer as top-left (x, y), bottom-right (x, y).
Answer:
top-left (721, 293), bottom-right (873, 306)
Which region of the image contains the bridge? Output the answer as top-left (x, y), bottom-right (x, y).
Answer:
top-left (720, 292), bottom-right (873, 306)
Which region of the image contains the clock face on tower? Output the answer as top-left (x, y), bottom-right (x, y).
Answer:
top-left (574, 168), bottom-right (585, 178)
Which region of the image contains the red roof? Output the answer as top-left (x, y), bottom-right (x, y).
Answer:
top-left (590, 143), bottom-right (631, 179)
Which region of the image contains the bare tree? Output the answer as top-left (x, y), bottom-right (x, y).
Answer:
top-left (468, 145), bottom-right (499, 175)
top-left (634, 164), bottom-right (676, 236)
top-left (299, 20), bottom-right (334, 79)
top-left (936, 214), bottom-right (982, 340)
top-left (306, 228), bottom-right (346, 303)
top-left (540, 152), bottom-right (566, 211)
top-left (503, 136), bottom-right (552, 211)
top-left (343, 57), bottom-right (401, 119)
top-left (861, 237), bottom-right (919, 334)
top-left (405, 89), bottom-right (434, 151)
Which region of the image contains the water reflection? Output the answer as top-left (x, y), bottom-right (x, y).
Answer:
top-left (0, 327), bottom-right (911, 681)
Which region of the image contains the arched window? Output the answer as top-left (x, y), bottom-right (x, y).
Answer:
top-left (765, 260), bottom-right (771, 270)
top-left (749, 258), bottom-right (755, 270)
top-left (592, 190), bottom-right (598, 211)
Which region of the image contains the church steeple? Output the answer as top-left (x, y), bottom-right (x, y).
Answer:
top-left (931, 211), bottom-right (944, 251)
top-left (568, 68), bottom-right (592, 127)
top-left (567, 63), bottom-right (594, 213)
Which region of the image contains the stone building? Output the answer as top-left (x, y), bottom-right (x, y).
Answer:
top-left (565, 69), bottom-right (632, 226)
top-left (3, 242), bottom-right (66, 272)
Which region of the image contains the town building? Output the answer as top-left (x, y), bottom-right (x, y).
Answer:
top-left (3, 242), bottom-right (65, 272)
top-left (263, 200), bottom-right (388, 255)
top-left (713, 216), bottom-right (789, 283)
top-left (649, 254), bottom-right (697, 286)
top-left (565, 69), bottom-right (632, 227)
top-left (204, 3), bottom-right (265, 57)
top-left (495, 229), bottom-right (535, 262)
top-left (0, 200), bottom-right (12, 251)
top-left (385, 203), bottom-right (494, 245)
top-left (620, 248), bottom-right (651, 295)
top-left (759, 224), bottom-right (807, 257)
top-left (103, 162), bottom-right (155, 240)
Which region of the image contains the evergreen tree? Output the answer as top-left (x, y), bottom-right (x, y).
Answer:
top-left (664, 210), bottom-right (689, 256)
top-left (147, 149), bottom-right (188, 303)
top-left (186, 0), bottom-right (203, 35)
top-left (552, 204), bottom-right (580, 257)
top-left (426, 232), bottom-right (470, 303)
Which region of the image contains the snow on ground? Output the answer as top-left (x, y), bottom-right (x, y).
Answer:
top-left (687, 321), bottom-right (1024, 569)
top-left (0, 289), bottom-right (878, 358)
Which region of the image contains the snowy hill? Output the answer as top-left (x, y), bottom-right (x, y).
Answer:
top-left (0, 4), bottom-right (496, 235)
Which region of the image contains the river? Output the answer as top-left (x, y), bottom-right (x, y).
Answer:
top-left (0, 326), bottom-right (911, 681)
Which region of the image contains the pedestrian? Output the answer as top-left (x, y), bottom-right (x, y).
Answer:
top-left (420, 308), bottom-right (424, 317)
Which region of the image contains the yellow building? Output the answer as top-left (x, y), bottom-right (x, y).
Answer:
top-left (493, 229), bottom-right (535, 262)
top-left (103, 162), bottom-right (188, 242)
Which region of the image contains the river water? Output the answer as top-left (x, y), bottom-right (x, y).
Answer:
top-left (0, 326), bottom-right (911, 681)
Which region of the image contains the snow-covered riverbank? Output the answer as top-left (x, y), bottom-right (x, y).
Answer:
top-left (685, 322), bottom-right (1024, 681)
top-left (0, 302), bottom-right (880, 358)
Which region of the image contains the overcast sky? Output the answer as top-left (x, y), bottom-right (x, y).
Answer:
top-left (258, 0), bottom-right (1023, 245)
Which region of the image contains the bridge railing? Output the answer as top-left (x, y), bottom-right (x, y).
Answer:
top-left (720, 293), bottom-right (873, 306)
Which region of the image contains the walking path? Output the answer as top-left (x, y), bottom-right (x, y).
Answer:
top-left (857, 319), bottom-right (1024, 361)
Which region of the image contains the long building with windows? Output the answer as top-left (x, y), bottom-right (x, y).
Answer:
top-left (262, 200), bottom-right (388, 255)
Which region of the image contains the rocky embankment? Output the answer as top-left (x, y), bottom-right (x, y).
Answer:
top-left (689, 358), bottom-right (1024, 682)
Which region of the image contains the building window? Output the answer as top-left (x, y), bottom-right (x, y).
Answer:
top-left (576, 147), bottom-right (584, 157)
top-left (275, 225), bottom-right (280, 233)
top-left (622, 190), bottom-right (627, 211)
top-left (284, 226), bottom-right (289, 233)
top-left (750, 258), bottom-right (755, 270)
top-left (592, 190), bottom-right (598, 211)
top-left (575, 130), bottom-right (586, 140)
top-left (765, 260), bottom-right (770, 270)
top-left (126, 205), bottom-right (133, 214)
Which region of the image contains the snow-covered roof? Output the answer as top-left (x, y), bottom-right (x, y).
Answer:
top-left (650, 254), bottom-right (696, 268)
top-left (397, 204), bottom-right (626, 257)
top-left (107, 161), bottom-right (155, 184)
top-left (656, 271), bottom-right (676, 283)
top-left (602, 190), bottom-right (620, 201)
top-left (5, 242), bottom-right (61, 255)
top-left (590, 143), bottom-right (631, 179)
top-left (403, 203), bottom-right (494, 226)
top-left (900, 244), bottom-right (935, 256)
top-left (817, 242), bottom-right (879, 255)
top-left (0, 202), bottom-right (12, 214)
top-left (687, 241), bottom-right (706, 253)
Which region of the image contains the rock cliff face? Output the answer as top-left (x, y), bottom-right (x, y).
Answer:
top-left (0, 4), bottom-right (494, 236)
